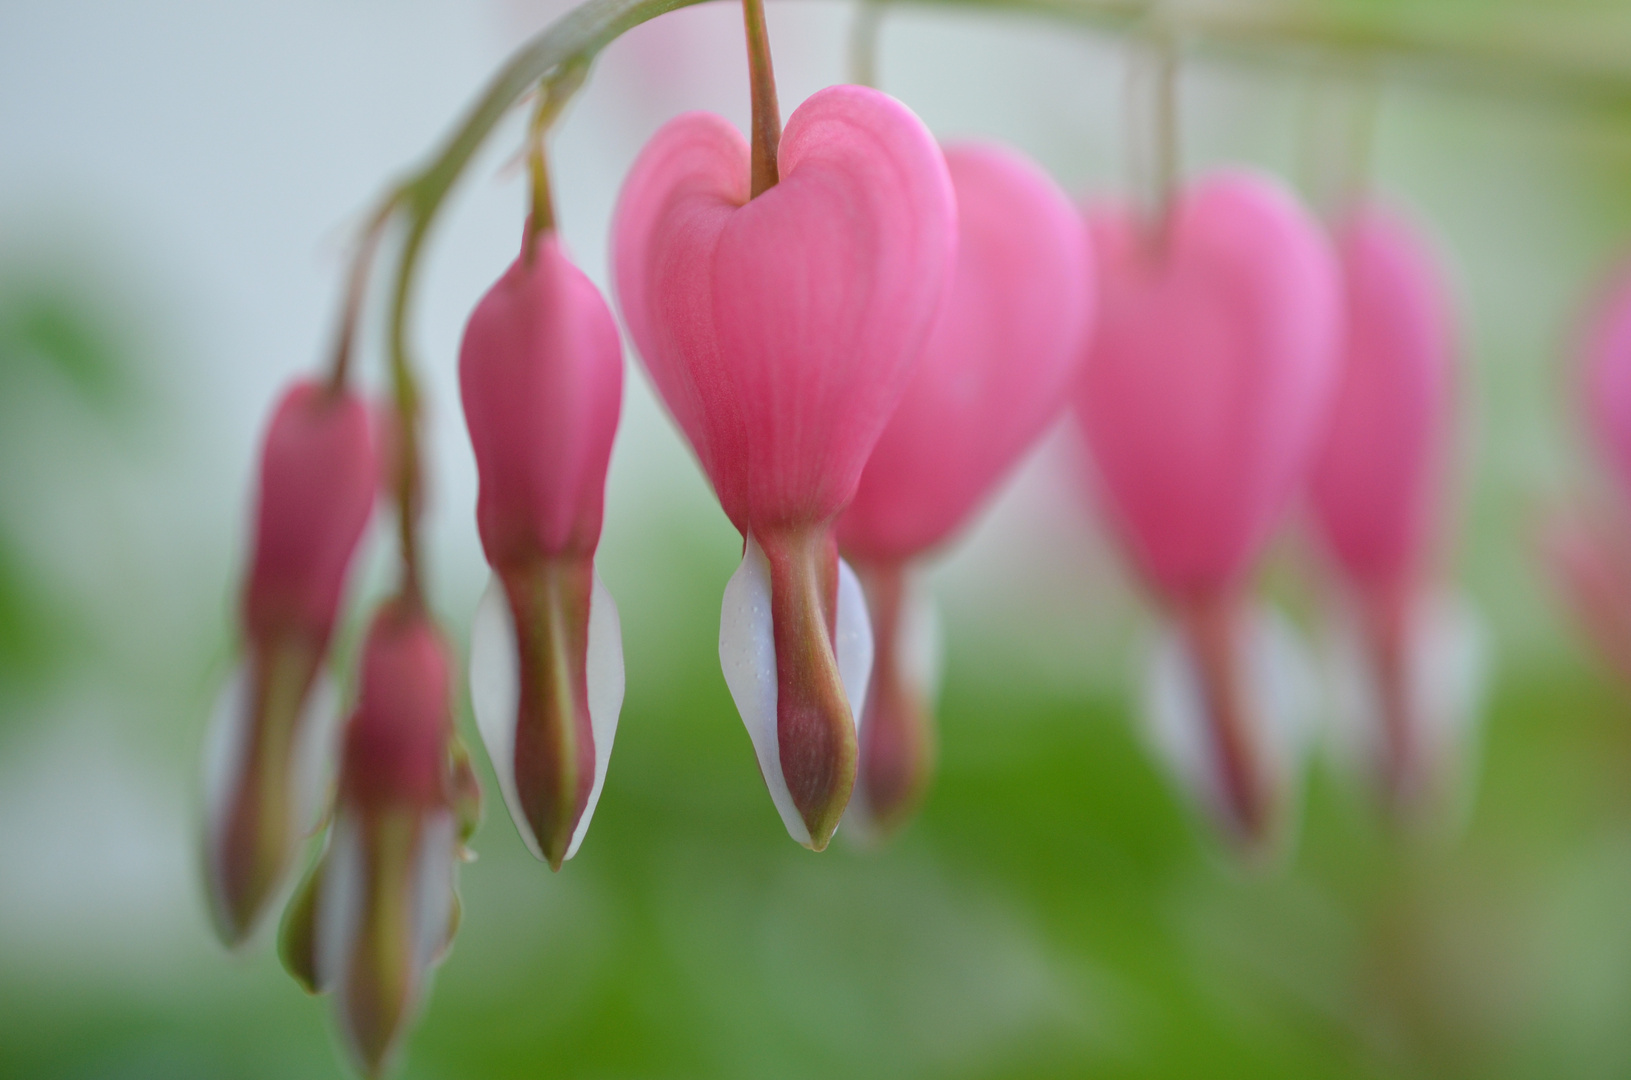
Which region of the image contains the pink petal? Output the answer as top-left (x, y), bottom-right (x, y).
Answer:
top-left (459, 234), bottom-right (623, 569)
top-left (1308, 204), bottom-right (1455, 588)
top-left (243, 380), bottom-right (377, 644)
top-left (1076, 170), bottom-right (1341, 601)
top-left (839, 141), bottom-right (1093, 562)
top-left (1587, 261), bottom-right (1631, 505)
top-left (613, 84), bottom-right (956, 532)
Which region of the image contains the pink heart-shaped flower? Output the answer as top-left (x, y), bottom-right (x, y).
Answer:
top-left (612, 83), bottom-right (955, 850)
top-left (613, 83), bottom-right (955, 534)
top-left (1309, 203), bottom-right (1455, 592)
top-left (1076, 169), bottom-right (1341, 604)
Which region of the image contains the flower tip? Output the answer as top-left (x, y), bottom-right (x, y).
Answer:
top-left (468, 568), bottom-right (625, 868)
top-left (719, 534), bottom-right (873, 850)
top-left (1144, 600), bottom-right (1314, 861)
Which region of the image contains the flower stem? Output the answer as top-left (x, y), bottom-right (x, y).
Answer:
top-left (1126, 25), bottom-right (1179, 247)
top-left (325, 194), bottom-right (398, 396)
top-left (849, 0), bottom-right (884, 89)
top-left (742, 0), bottom-right (782, 198)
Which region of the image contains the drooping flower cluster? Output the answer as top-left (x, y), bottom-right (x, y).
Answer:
top-left (203, 0), bottom-right (1511, 1072)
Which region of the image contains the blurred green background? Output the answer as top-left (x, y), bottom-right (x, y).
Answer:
top-left (10, 1), bottom-right (1631, 1078)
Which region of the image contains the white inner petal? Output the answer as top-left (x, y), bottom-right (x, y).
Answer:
top-left (1142, 605), bottom-right (1315, 828)
top-left (720, 536), bottom-right (873, 846)
top-left (899, 575), bottom-right (944, 708)
top-left (201, 662), bottom-right (251, 868)
top-left (565, 569), bottom-right (626, 860)
top-left (468, 576), bottom-right (537, 859)
top-left (291, 667), bottom-right (341, 836)
top-left (1412, 591), bottom-right (1489, 767)
top-left (201, 655), bottom-right (340, 920)
top-left (470, 569), bottom-right (626, 864)
top-left (410, 810), bottom-right (458, 972)
top-left (1321, 589), bottom-right (1490, 783)
top-left (835, 554), bottom-right (875, 736)
top-left (314, 809), bottom-right (364, 998)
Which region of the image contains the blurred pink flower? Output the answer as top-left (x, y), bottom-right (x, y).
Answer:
top-left (280, 600), bottom-right (470, 1079)
top-left (1075, 171), bottom-right (1340, 850)
top-left (1309, 204), bottom-right (1484, 822)
top-left (836, 141), bottom-right (1094, 838)
top-left (203, 380), bottom-right (376, 945)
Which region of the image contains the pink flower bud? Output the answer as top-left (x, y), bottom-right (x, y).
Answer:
top-left (243, 381), bottom-right (378, 643)
top-left (279, 600), bottom-right (467, 1079)
top-left (1306, 204), bottom-right (1482, 821)
top-left (459, 231), bottom-right (626, 869)
top-left (836, 141), bottom-right (1093, 836)
top-left (203, 380), bottom-right (376, 946)
top-left (1075, 171), bottom-right (1341, 848)
top-left (613, 85), bottom-right (955, 849)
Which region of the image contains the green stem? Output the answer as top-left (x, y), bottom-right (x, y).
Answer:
top-left (742, 0), bottom-right (782, 198)
top-left (324, 193), bottom-right (398, 395)
top-left (849, 0), bottom-right (884, 89)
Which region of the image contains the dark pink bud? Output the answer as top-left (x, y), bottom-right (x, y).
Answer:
top-left (243, 381), bottom-right (377, 644)
top-left (459, 233), bottom-right (626, 869)
top-left (203, 380), bottom-right (377, 946)
top-left (281, 601), bottom-right (468, 1078)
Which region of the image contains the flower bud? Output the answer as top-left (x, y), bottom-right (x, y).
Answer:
top-left (459, 232), bottom-right (625, 869)
top-left (278, 600), bottom-right (467, 1079)
top-left (203, 379), bottom-right (376, 946)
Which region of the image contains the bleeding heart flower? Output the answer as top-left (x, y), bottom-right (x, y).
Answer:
top-left (459, 228), bottom-right (626, 869)
top-left (836, 140), bottom-right (1094, 838)
top-left (1540, 506), bottom-right (1631, 683)
top-left (1307, 204), bottom-right (1485, 821)
top-left (203, 379), bottom-right (376, 946)
top-left (1075, 170), bottom-right (1340, 850)
top-left (1542, 264), bottom-right (1631, 687)
top-left (613, 84), bottom-right (956, 849)
top-left (1587, 258), bottom-right (1631, 501)
top-left (278, 600), bottom-right (471, 1079)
